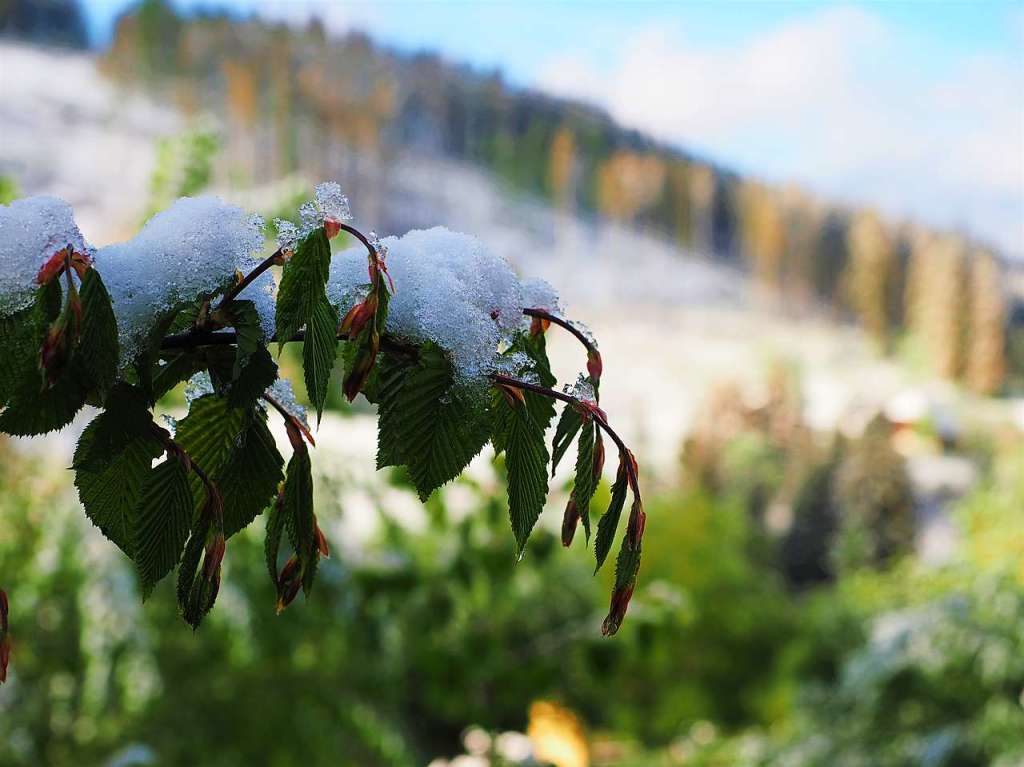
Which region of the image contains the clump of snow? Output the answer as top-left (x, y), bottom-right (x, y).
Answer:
top-left (184, 371), bottom-right (214, 403)
top-left (94, 196), bottom-right (266, 365)
top-left (367, 230), bottom-right (388, 259)
top-left (273, 218), bottom-right (299, 254)
top-left (520, 277), bottom-right (560, 315)
top-left (0, 195), bottom-right (92, 315)
top-left (298, 182), bottom-right (352, 239)
top-left (563, 374), bottom-right (596, 403)
top-left (232, 268), bottom-right (276, 340)
top-left (264, 377), bottom-right (309, 432)
top-left (327, 227), bottom-right (534, 388)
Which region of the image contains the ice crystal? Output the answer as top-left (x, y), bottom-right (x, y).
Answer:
top-left (563, 374), bottom-right (596, 403)
top-left (314, 182), bottom-right (352, 223)
top-left (520, 277), bottom-right (561, 315)
top-left (273, 218), bottom-right (299, 254)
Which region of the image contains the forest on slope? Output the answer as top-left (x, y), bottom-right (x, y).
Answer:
top-left (4, 0), bottom-right (1021, 394)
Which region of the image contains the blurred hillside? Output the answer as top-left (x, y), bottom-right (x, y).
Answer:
top-left (94, 0), bottom-right (1023, 396)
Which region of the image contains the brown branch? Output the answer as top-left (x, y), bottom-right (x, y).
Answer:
top-left (216, 248), bottom-right (284, 315)
top-left (489, 373), bottom-right (640, 500)
top-left (160, 327), bottom-right (418, 359)
top-left (523, 308), bottom-right (599, 359)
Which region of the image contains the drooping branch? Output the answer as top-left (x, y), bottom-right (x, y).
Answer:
top-left (159, 326), bottom-right (419, 359)
top-left (489, 373), bottom-right (640, 499)
top-left (523, 308), bottom-right (603, 390)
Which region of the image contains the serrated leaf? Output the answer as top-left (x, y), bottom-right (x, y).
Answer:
top-left (551, 405), bottom-right (584, 476)
top-left (218, 410), bottom-right (284, 537)
top-left (376, 343), bottom-right (490, 500)
top-left (152, 352), bottom-right (207, 402)
top-left (303, 296), bottom-right (338, 423)
top-left (225, 300), bottom-right (263, 372)
top-left (133, 456), bottom-right (194, 598)
top-left (613, 529), bottom-right (642, 592)
top-left (502, 398), bottom-right (550, 553)
top-left (265, 492), bottom-right (285, 586)
top-left (0, 281), bottom-right (88, 435)
top-left (522, 332), bottom-right (557, 432)
top-left (227, 345), bottom-right (278, 409)
top-left (594, 462), bottom-right (629, 572)
top-left (74, 392), bottom-right (164, 556)
top-left (176, 516), bottom-right (210, 616)
top-left (275, 228), bottom-right (331, 347)
top-left (0, 306), bottom-right (36, 407)
top-left (281, 448), bottom-right (316, 594)
top-left (78, 268), bottom-right (119, 401)
top-left (571, 419), bottom-right (597, 540)
top-left (173, 394), bottom-right (246, 509)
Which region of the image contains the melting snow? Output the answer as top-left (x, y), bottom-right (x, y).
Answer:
top-left (327, 226), bottom-right (556, 387)
top-left (0, 195), bottom-right (92, 315)
top-left (93, 196), bottom-right (265, 364)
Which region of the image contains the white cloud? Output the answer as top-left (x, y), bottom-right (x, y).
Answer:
top-left (538, 5), bottom-right (1024, 257)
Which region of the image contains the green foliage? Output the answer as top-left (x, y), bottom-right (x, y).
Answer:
top-left (133, 456), bottom-right (194, 598)
top-left (0, 197), bottom-right (636, 645)
top-left (498, 396), bottom-right (550, 554)
top-left (376, 344), bottom-right (491, 501)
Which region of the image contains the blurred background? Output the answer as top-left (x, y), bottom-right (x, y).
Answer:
top-left (1, 1), bottom-right (1024, 765)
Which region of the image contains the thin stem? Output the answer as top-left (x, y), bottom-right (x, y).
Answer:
top-left (260, 391), bottom-right (315, 447)
top-left (337, 223), bottom-right (375, 259)
top-left (490, 373), bottom-right (640, 500)
top-left (160, 327), bottom-right (418, 358)
top-left (216, 248), bottom-right (284, 314)
top-left (523, 308), bottom-right (597, 358)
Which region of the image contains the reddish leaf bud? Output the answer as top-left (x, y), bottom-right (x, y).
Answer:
top-left (323, 218), bottom-right (342, 239)
top-left (0, 590), bottom-right (8, 633)
top-left (587, 350), bottom-right (603, 383)
top-left (203, 533), bottom-right (226, 583)
top-left (285, 418), bottom-right (308, 454)
top-left (592, 432), bottom-right (605, 481)
top-left (601, 582), bottom-right (635, 637)
top-left (315, 525), bottom-right (330, 559)
top-left (627, 500), bottom-right (646, 547)
top-left (561, 498), bottom-right (580, 548)
top-left (35, 246), bottom-right (69, 285)
top-left (529, 316), bottom-right (551, 337)
top-left (275, 556), bottom-right (302, 614)
top-left (38, 321), bottom-right (69, 388)
top-left (70, 250), bottom-right (93, 279)
top-left (497, 382), bottom-right (527, 409)
top-left (0, 633), bottom-right (9, 684)
top-left (343, 344), bottom-right (378, 402)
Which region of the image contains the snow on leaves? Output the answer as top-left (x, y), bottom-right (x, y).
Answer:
top-left (0, 181), bottom-right (646, 672)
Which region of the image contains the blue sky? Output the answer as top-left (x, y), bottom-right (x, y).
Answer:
top-left (82, 1), bottom-right (1024, 256)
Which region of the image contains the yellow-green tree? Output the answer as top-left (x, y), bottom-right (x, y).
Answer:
top-left (966, 250), bottom-right (1007, 395)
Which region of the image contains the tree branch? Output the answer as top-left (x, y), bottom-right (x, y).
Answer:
top-left (489, 373), bottom-right (640, 500)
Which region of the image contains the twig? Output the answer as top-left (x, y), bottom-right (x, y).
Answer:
top-left (216, 248), bottom-right (284, 314)
top-left (489, 373), bottom-right (640, 499)
top-left (522, 308), bottom-right (597, 358)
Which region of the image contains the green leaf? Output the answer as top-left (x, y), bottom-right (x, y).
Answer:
top-left (303, 296), bottom-right (339, 423)
top-left (151, 352), bottom-right (207, 402)
top-left (173, 394), bottom-right (247, 513)
top-left (281, 448), bottom-right (317, 594)
top-left (73, 388), bottom-right (163, 556)
top-left (133, 456), bottom-right (194, 598)
top-left (0, 306), bottom-right (36, 407)
top-left (275, 228), bottom-right (331, 348)
top-left (613, 525), bottom-right (642, 593)
top-left (78, 268), bottom-right (119, 401)
top-left (225, 300), bottom-right (263, 372)
top-left (521, 332), bottom-right (557, 432)
top-left (571, 420), bottom-right (598, 540)
top-left (502, 398), bottom-right (550, 553)
top-left (226, 345), bottom-right (278, 409)
top-left (265, 492), bottom-right (285, 586)
top-left (176, 516), bottom-right (213, 628)
top-left (376, 343), bottom-right (491, 500)
top-left (551, 405), bottom-right (584, 477)
top-left (0, 281), bottom-right (88, 435)
top-left (218, 410), bottom-right (284, 537)
top-left (594, 463), bottom-right (629, 572)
